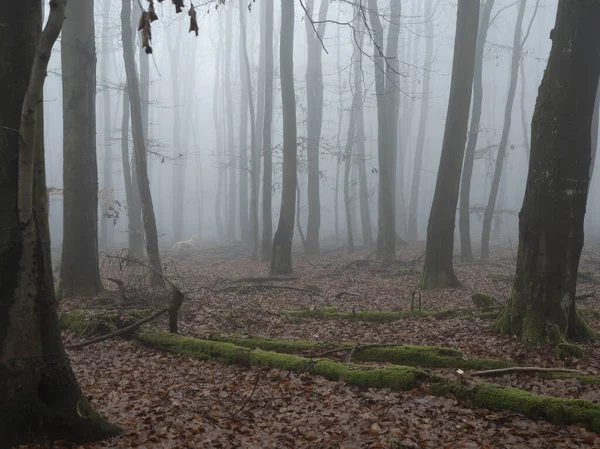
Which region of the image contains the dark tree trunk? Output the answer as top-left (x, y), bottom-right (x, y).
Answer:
top-left (0, 1), bottom-right (120, 445)
top-left (480, 0), bottom-right (528, 260)
top-left (494, 0), bottom-right (600, 345)
top-left (121, 0), bottom-right (162, 285)
top-left (407, 0), bottom-right (435, 242)
top-left (458, 0), bottom-right (494, 260)
top-left (421, 0), bottom-right (479, 289)
top-left (60, 0), bottom-right (103, 298)
top-left (261, 0), bottom-right (274, 261)
top-left (303, 0), bottom-right (329, 255)
top-left (271, 0), bottom-right (297, 275)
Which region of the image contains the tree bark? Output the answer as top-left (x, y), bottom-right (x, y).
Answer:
top-left (494, 0), bottom-right (600, 344)
top-left (421, 0), bottom-right (479, 289)
top-left (214, 14), bottom-right (225, 241)
top-left (0, 0), bottom-right (120, 445)
top-left (261, 0), bottom-right (274, 261)
top-left (100, 0), bottom-right (113, 250)
top-left (458, 0), bottom-right (495, 260)
top-left (60, 0), bottom-right (103, 298)
top-left (239, 0), bottom-right (250, 244)
top-left (121, 0), bottom-right (162, 285)
top-left (271, 0), bottom-right (297, 275)
top-left (225, 4), bottom-right (237, 241)
top-left (407, 0), bottom-right (435, 243)
top-left (480, 0), bottom-right (528, 260)
top-left (304, 0), bottom-right (329, 255)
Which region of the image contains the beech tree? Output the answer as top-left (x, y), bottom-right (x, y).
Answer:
top-left (421, 0), bottom-right (479, 289)
top-left (458, 0), bottom-right (495, 260)
top-left (60, 0), bottom-right (103, 297)
top-left (271, 0), bottom-right (297, 274)
top-left (494, 0), bottom-right (600, 344)
top-left (0, 0), bottom-right (120, 444)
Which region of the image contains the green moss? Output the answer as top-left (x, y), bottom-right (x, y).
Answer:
top-left (556, 343), bottom-right (584, 360)
top-left (203, 334), bottom-right (513, 371)
top-left (59, 310), bottom-right (87, 335)
top-left (140, 331), bottom-right (600, 432)
top-left (471, 293), bottom-right (497, 309)
top-left (420, 267), bottom-right (448, 290)
top-left (470, 384), bottom-right (600, 432)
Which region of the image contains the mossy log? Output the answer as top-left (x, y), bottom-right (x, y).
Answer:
top-left (139, 331), bottom-right (600, 432)
top-left (203, 333), bottom-right (513, 371)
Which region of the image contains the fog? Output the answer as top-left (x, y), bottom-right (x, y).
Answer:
top-left (41, 0), bottom-right (598, 255)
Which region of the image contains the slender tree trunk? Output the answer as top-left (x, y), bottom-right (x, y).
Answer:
top-left (261, 0), bottom-right (274, 260)
top-left (421, 0), bottom-right (479, 289)
top-left (238, 0), bottom-right (250, 243)
top-left (225, 4), bottom-right (237, 241)
top-left (354, 15), bottom-right (373, 247)
top-left (100, 0), bottom-right (113, 250)
top-left (494, 0), bottom-right (600, 344)
top-left (121, 0), bottom-right (162, 285)
top-left (0, 1), bottom-right (120, 444)
top-left (407, 0), bottom-right (435, 242)
top-left (60, 0), bottom-right (103, 298)
top-left (369, 0), bottom-right (400, 262)
top-left (481, 0), bottom-right (528, 260)
top-left (271, 0), bottom-right (297, 274)
top-left (214, 15), bottom-right (225, 241)
top-left (334, 13), bottom-right (343, 247)
top-left (458, 0), bottom-right (494, 260)
top-left (590, 80), bottom-right (600, 180)
top-left (343, 97), bottom-right (357, 253)
top-left (520, 55), bottom-right (531, 163)
top-left (304, 0), bottom-right (329, 255)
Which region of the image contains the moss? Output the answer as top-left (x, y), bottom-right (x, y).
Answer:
top-left (60, 309), bottom-right (153, 337)
top-left (471, 293), bottom-right (497, 309)
top-left (59, 310), bottom-right (87, 335)
top-left (204, 334), bottom-right (513, 371)
top-left (470, 384), bottom-right (600, 432)
top-left (556, 343), bottom-right (584, 360)
top-left (420, 267), bottom-right (448, 290)
top-left (279, 308), bottom-right (460, 322)
top-left (141, 331), bottom-right (600, 432)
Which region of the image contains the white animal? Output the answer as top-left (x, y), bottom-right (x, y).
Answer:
top-left (172, 236), bottom-right (198, 256)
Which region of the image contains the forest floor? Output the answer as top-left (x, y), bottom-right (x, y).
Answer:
top-left (25, 241), bottom-right (600, 448)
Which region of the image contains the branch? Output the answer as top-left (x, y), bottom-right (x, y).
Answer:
top-left (471, 367), bottom-right (585, 377)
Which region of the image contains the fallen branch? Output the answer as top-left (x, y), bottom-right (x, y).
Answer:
top-left (227, 276), bottom-right (297, 284)
top-left (217, 284), bottom-right (324, 297)
top-left (471, 367), bottom-right (585, 377)
top-left (576, 292), bottom-right (596, 300)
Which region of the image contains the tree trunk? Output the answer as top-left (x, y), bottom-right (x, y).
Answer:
top-left (369, 0), bottom-right (400, 262)
top-left (421, 0), bottom-right (479, 289)
top-left (591, 79), bottom-right (600, 180)
top-left (121, 0), bottom-right (162, 285)
top-left (494, 0), bottom-right (600, 344)
top-left (214, 14), bottom-right (225, 241)
top-left (271, 0), bottom-right (297, 275)
top-left (261, 0), bottom-right (274, 261)
top-left (0, 1), bottom-right (120, 444)
top-left (343, 109), bottom-right (357, 253)
top-left (458, 0), bottom-right (494, 260)
top-left (239, 0), bottom-right (250, 244)
top-left (407, 0), bottom-right (435, 242)
top-left (354, 15), bottom-right (373, 248)
top-left (225, 4), bottom-right (237, 241)
top-left (100, 0), bottom-right (113, 250)
top-left (334, 14), bottom-right (343, 247)
top-left (520, 54), bottom-right (531, 163)
top-left (480, 0), bottom-right (528, 260)
top-left (304, 0), bottom-right (329, 255)
top-left (60, 0), bottom-right (103, 298)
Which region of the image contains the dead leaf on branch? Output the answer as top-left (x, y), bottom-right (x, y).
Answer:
top-left (189, 3), bottom-right (199, 36)
top-left (138, 11), bottom-right (153, 54)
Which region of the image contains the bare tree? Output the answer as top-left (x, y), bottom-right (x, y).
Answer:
top-left (60, 0), bottom-right (103, 297)
top-left (421, 0), bottom-right (479, 289)
top-left (271, 0), bottom-right (297, 274)
top-left (225, 3), bottom-right (237, 240)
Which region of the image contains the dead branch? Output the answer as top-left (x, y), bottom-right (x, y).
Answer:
top-left (227, 276), bottom-right (297, 284)
top-left (576, 292), bottom-right (596, 300)
top-left (471, 367), bottom-right (585, 377)
top-left (66, 307), bottom-right (167, 350)
top-left (229, 372), bottom-right (261, 418)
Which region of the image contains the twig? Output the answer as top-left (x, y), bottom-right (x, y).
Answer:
top-left (229, 372), bottom-right (261, 418)
top-left (227, 276), bottom-right (297, 284)
top-left (335, 291), bottom-right (362, 299)
top-left (471, 367), bottom-right (585, 377)
top-left (217, 284), bottom-right (324, 297)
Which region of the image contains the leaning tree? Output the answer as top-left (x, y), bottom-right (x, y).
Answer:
top-left (494, 0), bottom-right (600, 344)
